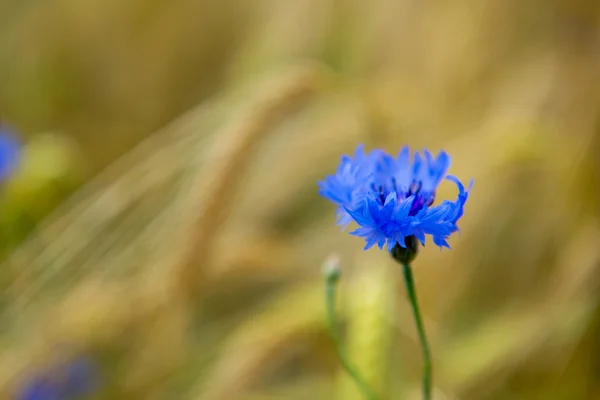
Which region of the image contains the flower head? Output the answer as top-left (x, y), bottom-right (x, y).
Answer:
top-left (319, 145), bottom-right (472, 252)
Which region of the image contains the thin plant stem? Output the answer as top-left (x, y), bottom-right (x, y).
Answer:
top-left (324, 271), bottom-right (380, 400)
top-left (401, 262), bottom-right (432, 400)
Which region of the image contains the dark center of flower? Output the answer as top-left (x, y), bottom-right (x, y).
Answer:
top-left (371, 177), bottom-right (436, 216)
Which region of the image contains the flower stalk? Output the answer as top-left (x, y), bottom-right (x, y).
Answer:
top-left (400, 261), bottom-right (432, 400)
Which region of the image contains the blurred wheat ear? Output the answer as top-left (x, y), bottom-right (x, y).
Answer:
top-left (172, 62), bottom-right (327, 302)
top-left (336, 253), bottom-right (396, 400)
top-left (0, 62), bottom-right (326, 397)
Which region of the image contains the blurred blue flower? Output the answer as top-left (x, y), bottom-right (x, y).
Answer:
top-left (17, 357), bottom-right (99, 400)
top-left (0, 126), bottom-right (21, 180)
top-left (319, 145), bottom-right (472, 251)
top-left (17, 378), bottom-right (61, 400)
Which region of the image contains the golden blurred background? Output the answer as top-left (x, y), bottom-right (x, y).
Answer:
top-left (1, 0), bottom-right (600, 399)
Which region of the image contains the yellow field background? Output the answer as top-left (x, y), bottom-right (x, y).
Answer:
top-left (1, 1), bottom-right (600, 399)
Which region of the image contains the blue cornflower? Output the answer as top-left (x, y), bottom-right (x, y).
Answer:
top-left (17, 358), bottom-right (99, 400)
top-left (319, 145), bottom-right (472, 252)
top-left (0, 126), bottom-right (21, 181)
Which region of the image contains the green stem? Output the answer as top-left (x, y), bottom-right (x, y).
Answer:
top-left (401, 262), bottom-right (432, 400)
top-left (325, 272), bottom-right (380, 400)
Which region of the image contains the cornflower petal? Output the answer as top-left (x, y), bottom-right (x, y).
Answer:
top-left (395, 195), bottom-right (415, 219)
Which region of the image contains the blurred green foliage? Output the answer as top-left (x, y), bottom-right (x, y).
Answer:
top-left (1, 0), bottom-right (600, 399)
